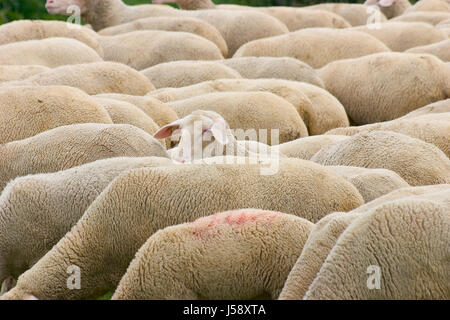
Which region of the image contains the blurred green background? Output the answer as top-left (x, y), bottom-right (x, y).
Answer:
top-left (0, 0), bottom-right (368, 25)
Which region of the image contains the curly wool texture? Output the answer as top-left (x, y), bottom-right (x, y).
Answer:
top-left (352, 22), bottom-right (447, 52)
top-left (112, 209), bottom-right (314, 300)
top-left (0, 86), bottom-right (113, 144)
top-left (2, 62), bottom-right (155, 95)
top-left (391, 11), bottom-right (450, 24)
top-left (1, 158), bottom-right (363, 300)
top-left (398, 99), bottom-right (450, 119)
top-left (0, 156), bottom-right (174, 285)
top-left (0, 20), bottom-right (103, 57)
top-left (217, 57), bottom-right (324, 87)
top-left (280, 184), bottom-right (450, 300)
top-left (98, 31), bottom-right (223, 70)
top-left (406, 39), bottom-right (450, 62)
top-left (141, 61), bottom-right (241, 89)
top-left (311, 131), bottom-right (450, 186)
top-left (167, 91), bottom-right (308, 145)
top-left (0, 38), bottom-right (102, 68)
top-left (325, 113), bottom-right (450, 157)
top-left (318, 52), bottom-right (450, 125)
top-left (0, 123), bottom-right (168, 192)
top-left (0, 65), bottom-right (49, 83)
top-left (326, 166), bottom-right (410, 203)
top-left (233, 28), bottom-right (390, 69)
top-left (306, 3), bottom-right (388, 26)
top-left (98, 17), bottom-right (228, 58)
top-left (279, 135), bottom-right (350, 160)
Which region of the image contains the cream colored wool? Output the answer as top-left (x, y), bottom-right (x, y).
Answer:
top-left (399, 99), bottom-right (450, 118)
top-left (318, 52), bottom-right (450, 124)
top-left (92, 98), bottom-right (160, 138)
top-left (167, 91), bottom-right (308, 145)
top-left (141, 61), bottom-right (241, 89)
top-left (326, 166), bottom-right (410, 203)
top-left (406, 39), bottom-right (450, 62)
top-left (98, 17), bottom-right (228, 58)
top-left (391, 11), bottom-right (450, 24)
top-left (218, 57), bottom-right (324, 87)
top-left (0, 20), bottom-right (103, 56)
top-left (325, 113), bottom-right (450, 157)
top-left (0, 156), bottom-right (173, 288)
top-left (306, 3), bottom-right (388, 26)
top-left (0, 38), bottom-right (102, 68)
top-left (0, 123), bottom-right (168, 192)
top-left (279, 135), bottom-right (350, 160)
top-left (98, 31), bottom-right (223, 70)
top-left (0, 86), bottom-right (112, 145)
top-left (233, 28), bottom-right (390, 69)
top-left (311, 131), bottom-right (450, 186)
top-left (405, 0), bottom-right (450, 13)
top-left (112, 209), bottom-right (314, 300)
top-left (352, 22), bottom-right (447, 52)
top-left (0, 65), bottom-right (49, 83)
top-left (364, 0), bottom-right (412, 18)
top-left (279, 184), bottom-right (450, 300)
top-left (1, 157), bottom-right (363, 299)
top-left (149, 78), bottom-right (348, 136)
top-left (2, 62), bottom-right (154, 95)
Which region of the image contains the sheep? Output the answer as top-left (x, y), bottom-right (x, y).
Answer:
top-left (153, 110), bottom-right (281, 163)
top-left (98, 31), bottom-right (224, 70)
top-left (404, 0), bottom-right (450, 13)
top-left (391, 11), bottom-right (450, 24)
top-left (0, 38), bottom-right (102, 68)
top-left (233, 28), bottom-right (390, 69)
top-left (279, 184), bottom-right (450, 300)
top-left (0, 123), bottom-right (168, 192)
top-left (97, 17), bottom-right (228, 58)
top-left (436, 17), bottom-right (450, 35)
top-left (217, 57), bottom-right (324, 87)
top-left (46, 0), bottom-right (290, 57)
top-left (148, 78), bottom-right (349, 135)
top-left (141, 61), bottom-right (242, 89)
top-left (351, 22), bottom-right (447, 52)
top-left (326, 166), bottom-right (410, 203)
top-left (364, 0), bottom-right (412, 18)
top-left (406, 39), bottom-right (450, 62)
top-left (112, 209), bottom-right (314, 300)
top-left (0, 156), bottom-right (174, 290)
top-left (166, 92), bottom-right (308, 145)
top-left (0, 65), bottom-right (49, 83)
top-left (325, 113), bottom-right (450, 157)
top-left (398, 99), bottom-right (450, 119)
top-left (318, 52), bottom-right (450, 125)
top-left (0, 86), bottom-right (113, 145)
top-left (279, 135), bottom-right (350, 160)
top-left (2, 62), bottom-right (155, 95)
top-left (92, 98), bottom-right (160, 138)
top-left (0, 157), bottom-right (364, 300)
top-left (306, 3), bottom-right (388, 26)
top-left (311, 131), bottom-right (450, 186)
top-left (0, 20), bottom-right (103, 57)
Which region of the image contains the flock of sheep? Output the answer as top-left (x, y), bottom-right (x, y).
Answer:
top-left (0, 0), bottom-right (449, 300)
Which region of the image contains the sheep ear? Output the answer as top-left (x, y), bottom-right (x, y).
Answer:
top-left (154, 120), bottom-right (183, 139)
top-left (378, 0), bottom-right (396, 6)
top-left (210, 119), bottom-right (229, 145)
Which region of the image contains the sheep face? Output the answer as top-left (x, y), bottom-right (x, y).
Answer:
top-left (45, 0), bottom-right (87, 15)
top-left (154, 110), bottom-right (229, 163)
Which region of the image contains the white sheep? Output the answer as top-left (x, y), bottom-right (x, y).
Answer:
top-left (0, 156), bottom-right (174, 291)
top-left (2, 62), bottom-right (155, 95)
top-left (112, 209), bottom-right (314, 300)
top-left (0, 38), bottom-right (102, 68)
top-left (0, 65), bottom-right (49, 83)
top-left (391, 11), bottom-right (450, 24)
top-left (1, 158), bottom-right (363, 299)
top-left (0, 85), bottom-right (112, 144)
top-left (141, 61), bottom-right (242, 89)
top-left (278, 135), bottom-right (350, 160)
top-left (404, 0), bottom-right (450, 13)
top-left (364, 0), bottom-right (412, 18)
top-left (318, 52), bottom-right (450, 124)
top-left (0, 123), bottom-right (168, 192)
top-left (311, 130), bottom-right (450, 186)
top-left (398, 99), bottom-right (450, 119)
top-left (233, 28), bottom-right (390, 69)
top-left (406, 39), bottom-right (450, 62)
